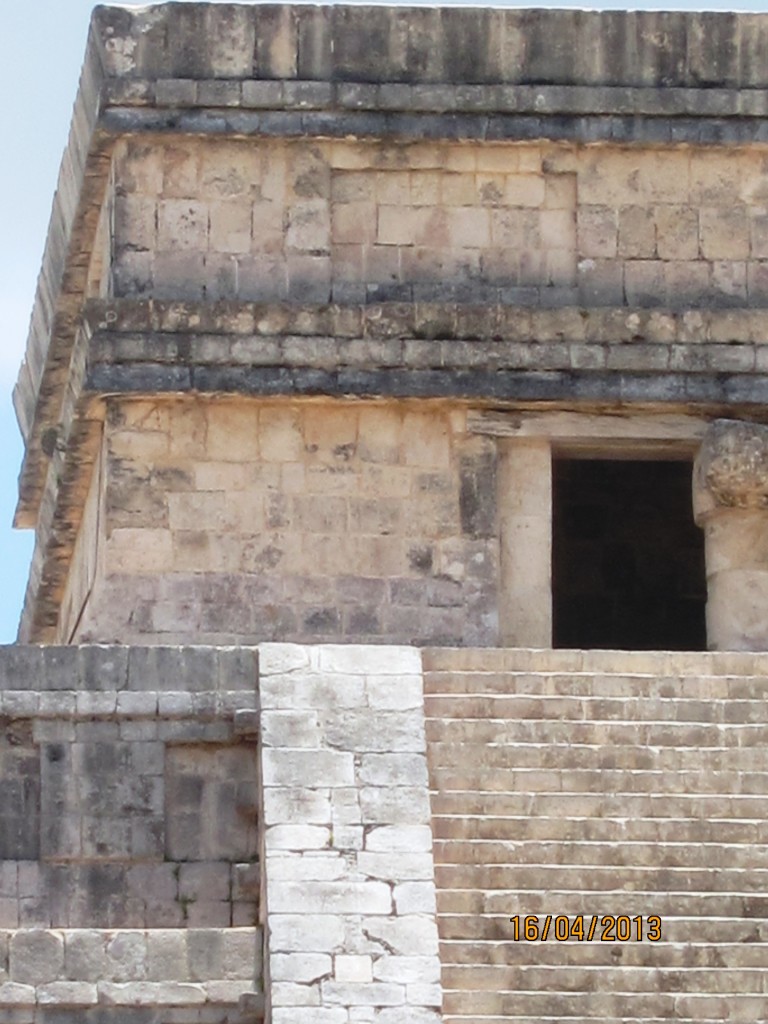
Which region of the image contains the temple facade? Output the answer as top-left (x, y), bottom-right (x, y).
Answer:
top-left (5, 5), bottom-right (768, 1022)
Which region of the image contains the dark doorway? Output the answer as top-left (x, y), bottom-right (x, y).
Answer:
top-left (552, 459), bottom-right (706, 650)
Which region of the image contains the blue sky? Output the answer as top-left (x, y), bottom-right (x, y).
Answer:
top-left (1, 0), bottom-right (766, 643)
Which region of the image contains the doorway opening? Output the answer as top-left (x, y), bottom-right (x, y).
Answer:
top-left (552, 458), bottom-right (707, 650)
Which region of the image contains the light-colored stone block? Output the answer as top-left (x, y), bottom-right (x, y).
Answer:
top-left (263, 788), bottom-right (332, 824)
top-left (497, 438), bottom-right (552, 647)
top-left (268, 853), bottom-right (346, 882)
top-left (268, 881), bottom-right (392, 915)
top-left (406, 982), bottom-right (443, 1007)
top-left (10, 931), bottom-right (64, 985)
top-left (317, 646), bottom-right (421, 676)
top-left (266, 825), bottom-right (332, 850)
top-left (359, 787), bottom-right (431, 825)
top-left (98, 981), bottom-right (207, 1005)
top-left (373, 956), bottom-right (441, 984)
top-left (0, 983), bottom-right (35, 1006)
top-left (357, 853), bottom-right (435, 882)
top-left (364, 826), bottom-right (434, 853)
top-left (358, 754), bottom-right (429, 787)
top-left (271, 981), bottom-right (322, 1005)
top-left (393, 882), bottom-right (437, 915)
top-left (269, 915), bottom-right (345, 953)
top-left (271, 953), bottom-right (332, 983)
top-left (272, 1009), bottom-right (347, 1024)
top-left (36, 981), bottom-right (98, 1005)
top-left (335, 955), bottom-right (373, 983)
top-left (361, 918), bottom-right (440, 957)
top-left (258, 643), bottom-right (314, 678)
top-left (204, 980), bottom-right (257, 1002)
top-left (321, 981), bottom-right (405, 1006)
top-left (262, 750), bottom-right (355, 788)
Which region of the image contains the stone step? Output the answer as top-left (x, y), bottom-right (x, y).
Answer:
top-left (442, 1019), bottom-right (760, 1024)
top-left (427, 722), bottom-right (768, 750)
top-left (431, 838), bottom-right (768, 868)
top-left (440, 939), bottom-right (768, 967)
top-left (430, 791), bottom-right (768, 819)
top-left (430, 765), bottom-right (768, 793)
top-left (441, 963), bottom-right (766, 994)
top-left (441, 989), bottom-right (765, 1018)
top-left (422, 647), bottom-right (768, 675)
top-left (437, 915), bottom-right (768, 944)
top-left (436, 890), bottom-right (768, 917)
top-left (427, 727), bottom-right (768, 756)
top-left (428, 739), bottom-right (768, 769)
top-left (431, 818), bottom-right (768, 844)
top-left (424, 670), bottom-right (768, 699)
top-left (425, 693), bottom-right (768, 724)
top-left (434, 863), bottom-right (768, 892)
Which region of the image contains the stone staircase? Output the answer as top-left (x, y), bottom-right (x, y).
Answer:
top-left (423, 648), bottom-right (768, 1023)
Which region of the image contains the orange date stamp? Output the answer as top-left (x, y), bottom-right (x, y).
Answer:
top-left (509, 915), bottom-right (662, 942)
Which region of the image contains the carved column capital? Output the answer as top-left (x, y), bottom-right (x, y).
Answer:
top-left (694, 419), bottom-right (768, 524)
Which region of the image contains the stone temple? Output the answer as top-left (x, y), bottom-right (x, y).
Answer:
top-left (5, 3), bottom-right (768, 1021)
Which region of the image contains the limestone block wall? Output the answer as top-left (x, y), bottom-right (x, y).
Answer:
top-left (259, 643), bottom-right (443, 1024)
top-left (69, 397), bottom-right (498, 647)
top-left (0, 929), bottom-right (258, 1022)
top-left (0, 644), bottom-right (262, 1019)
top-left (112, 138), bottom-right (576, 306)
top-left (112, 137), bottom-right (768, 309)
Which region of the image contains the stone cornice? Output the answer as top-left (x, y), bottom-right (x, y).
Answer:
top-left (99, 105), bottom-right (768, 148)
top-left (81, 299), bottom-right (768, 346)
top-left (77, 300), bottom-right (768, 404)
top-left (102, 80), bottom-right (768, 120)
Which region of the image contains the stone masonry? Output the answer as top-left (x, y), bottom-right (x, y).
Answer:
top-left (259, 644), bottom-right (442, 1024)
top-left (12, 4), bottom-right (768, 1022)
top-left (0, 644), bottom-right (262, 1022)
top-left (16, 4), bottom-right (768, 649)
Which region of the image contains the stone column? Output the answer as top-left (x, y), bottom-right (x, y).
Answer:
top-left (694, 419), bottom-right (768, 650)
top-left (497, 439), bottom-right (552, 647)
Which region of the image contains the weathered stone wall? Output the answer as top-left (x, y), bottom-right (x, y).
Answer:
top-left (0, 645), bottom-right (259, 927)
top-left (20, 5), bottom-right (768, 643)
top-left (113, 137), bottom-right (768, 310)
top-left (0, 929), bottom-right (258, 1022)
top-left (68, 397), bottom-right (497, 647)
top-left (0, 644), bottom-right (262, 1018)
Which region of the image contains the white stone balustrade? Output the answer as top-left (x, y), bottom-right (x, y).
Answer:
top-left (258, 643), bottom-right (443, 1024)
